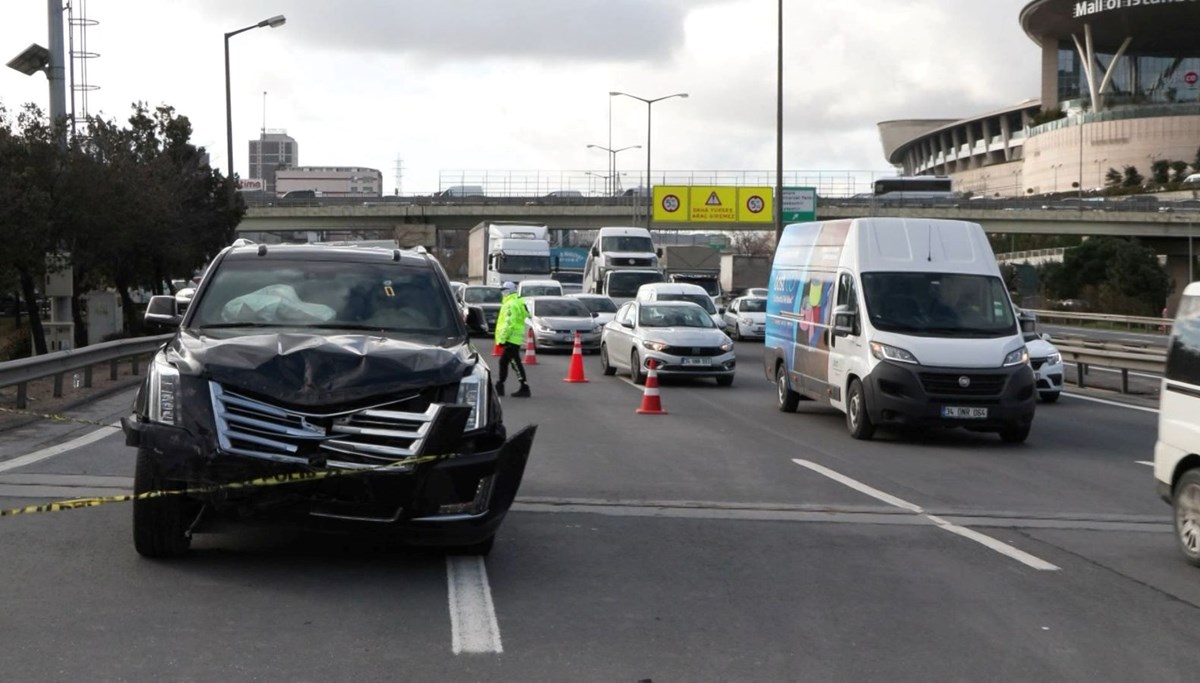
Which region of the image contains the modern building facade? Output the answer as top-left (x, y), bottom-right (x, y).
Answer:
top-left (879, 1), bottom-right (1200, 198)
top-left (275, 166), bottom-right (383, 197)
top-left (248, 130), bottom-right (298, 196)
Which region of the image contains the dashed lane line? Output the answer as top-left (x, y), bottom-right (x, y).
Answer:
top-left (1062, 393), bottom-right (1158, 414)
top-left (0, 424), bottom-right (121, 474)
top-left (447, 556), bottom-right (503, 655)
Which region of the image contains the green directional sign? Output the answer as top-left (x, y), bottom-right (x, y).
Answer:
top-left (781, 187), bottom-right (817, 223)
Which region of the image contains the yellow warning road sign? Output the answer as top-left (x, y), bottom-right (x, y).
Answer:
top-left (651, 186), bottom-right (774, 223)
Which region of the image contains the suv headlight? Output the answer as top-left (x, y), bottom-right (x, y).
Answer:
top-left (147, 355), bottom-right (181, 425)
top-left (642, 340), bottom-right (668, 352)
top-left (1002, 347), bottom-right (1030, 367)
top-left (457, 362), bottom-right (489, 431)
top-left (870, 341), bottom-right (919, 365)
top-left (1046, 352), bottom-right (1062, 365)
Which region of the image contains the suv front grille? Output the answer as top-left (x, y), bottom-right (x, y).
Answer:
top-left (211, 383), bottom-right (441, 469)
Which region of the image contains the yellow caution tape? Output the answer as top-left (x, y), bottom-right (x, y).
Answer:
top-left (0, 451), bottom-right (461, 518)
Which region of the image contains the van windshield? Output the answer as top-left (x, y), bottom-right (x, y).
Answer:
top-left (861, 272), bottom-right (1016, 337)
top-left (601, 236), bottom-right (654, 253)
top-left (607, 271), bottom-right (664, 297)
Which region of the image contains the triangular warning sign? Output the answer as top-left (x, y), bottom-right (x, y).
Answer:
top-left (705, 191), bottom-right (721, 206)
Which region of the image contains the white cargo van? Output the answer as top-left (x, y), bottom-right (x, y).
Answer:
top-left (1153, 282), bottom-right (1200, 566)
top-left (582, 226), bottom-right (661, 295)
top-left (764, 218), bottom-right (1037, 442)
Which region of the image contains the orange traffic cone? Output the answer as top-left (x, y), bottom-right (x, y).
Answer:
top-left (562, 331), bottom-right (589, 383)
top-left (492, 341), bottom-right (503, 357)
top-left (523, 326), bottom-right (538, 365)
top-left (636, 359), bottom-right (667, 415)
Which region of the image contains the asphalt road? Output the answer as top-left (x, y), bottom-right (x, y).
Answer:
top-left (0, 341), bottom-right (1197, 681)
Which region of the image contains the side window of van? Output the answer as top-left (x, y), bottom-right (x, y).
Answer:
top-left (836, 272), bottom-right (860, 335)
top-left (1167, 295), bottom-right (1200, 386)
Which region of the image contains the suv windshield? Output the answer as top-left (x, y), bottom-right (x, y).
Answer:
top-left (532, 299), bottom-right (590, 317)
top-left (602, 236), bottom-right (654, 253)
top-left (638, 304), bottom-right (715, 328)
top-left (658, 293), bottom-right (716, 314)
top-left (607, 271), bottom-right (664, 297)
top-left (189, 258), bottom-right (459, 338)
top-left (861, 272), bottom-right (1016, 337)
top-left (463, 286), bottom-right (503, 304)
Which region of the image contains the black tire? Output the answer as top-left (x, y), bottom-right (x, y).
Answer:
top-left (716, 375), bottom-right (734, 387)
top-left (600, 343), bottom-right (616, 376)
top-left (845, 378), bottom-right (875, 440)
top-left (776, 363), bottom-right (800, 413)
top-left (998, 417), bottom-right (1032, 444)
top-left (447, 535), bottom-right (495, 557)
top-left (729, 323), bottom-right (740, 341)
top-left (132, 448), bottom-right (192, 559)
top-left (631, 350), bottom-right (646, 385)
top-left (1040, 391), bottom-right (1060, 404)
top-left (1172, 470), bottom-right (1200, 567)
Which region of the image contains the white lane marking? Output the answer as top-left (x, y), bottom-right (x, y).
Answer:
top-left (0, 424), bottom-right (120, 474)
top-left (1136, 461), bottom-right (1154, 467)
top-left (1061, 393), bottom-right (1159, 414)
top-left (793, 459), bottom-right (1060, 571)
top-left (447, 556), bottom-right (503, 654)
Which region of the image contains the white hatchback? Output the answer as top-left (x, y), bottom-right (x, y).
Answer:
top-left (722, 296), bottom-right (767, 341)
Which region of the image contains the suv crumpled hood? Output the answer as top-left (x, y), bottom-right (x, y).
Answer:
top-left (168, 330), bottom-right (473, 407)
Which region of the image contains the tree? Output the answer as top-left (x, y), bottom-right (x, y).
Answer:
top-left (1104, 167), bottom-right (1123, 188)
top-left (1193, 146), bottom-right (1200, 174)
top-left (1170, 160), bottom-right (1191, 184)
top-left (1044, 237), bottom-right (1169, 314)
top-left (1122, 165), bottom-right (1144, 188)
top-left (729, 231), bottom-right (774, 257)
top-left (1151, 159), bottom-right (1171, 186)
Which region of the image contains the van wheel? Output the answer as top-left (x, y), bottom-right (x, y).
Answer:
top-left (132, 449), bottom-right (193, 559)
top-left (776, 364), bottom-right (799, 413)
top-left (1174, 470), bottom-right (1200, 567)
top-left (631, 351), bottom-right (646, 385)
top-left (600, 344), bottom-right (616, 375)
top-left (1040, 391), bottom-right (1060, 404)
top-left (845, 379), bottom-right (875, 440)
top-left (998, 417), bottom-right (1032, 444)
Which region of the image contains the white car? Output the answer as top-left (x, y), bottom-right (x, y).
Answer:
top-left (1018, 309), bottom-right (1064, 402)
top-left (722, 296), bottom-right (766, 341)
top-left (600, 300), bottom-right (735, 386)
top-left (569, 293), bottom-right (619, 326)
top-left (517, 279), bottom-right (563, 298)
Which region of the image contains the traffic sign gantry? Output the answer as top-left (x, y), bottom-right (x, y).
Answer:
top-left (652, 185), bottom-right (774, 223)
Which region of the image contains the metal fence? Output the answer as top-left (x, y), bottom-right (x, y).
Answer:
top-left (0, 334), bottom-right (170, 409)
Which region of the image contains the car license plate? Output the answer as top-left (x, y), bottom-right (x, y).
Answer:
top-left (682, 357), bottom-right (711, 366)
top-left (941, 406), bottom-right (988, 419)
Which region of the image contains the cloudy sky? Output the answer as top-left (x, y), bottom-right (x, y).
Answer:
top-left (1, 1), bottom-right (1040, 194)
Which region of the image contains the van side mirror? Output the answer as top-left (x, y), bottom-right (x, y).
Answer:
top-left (833, 305), bottom-right (857, 337)
top-left (145, 295), bottom-right (183, 328)
top-left (656, 248), bottom-right (663, 258)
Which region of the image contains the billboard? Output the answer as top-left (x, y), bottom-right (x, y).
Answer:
top-left (652, 186), bottom-right (774, 223)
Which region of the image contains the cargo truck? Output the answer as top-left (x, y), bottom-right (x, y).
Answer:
top-left (467, 221), bottom-right (552, 286)
top-left (661, 245), bottom-right (723, 309)
top-left (720, 254), bottom-right (772, 304)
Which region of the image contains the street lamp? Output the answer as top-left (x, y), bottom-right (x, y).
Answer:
top-left (611, 91), bottom-right (688, 225)
top-left (225, 14), bottom-right (286, 180)
top-left (1051, 163), bottom-right (1064, 193)
top-left (587, 144), bottom-right (641, 194)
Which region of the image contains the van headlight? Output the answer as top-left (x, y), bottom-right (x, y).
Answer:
top-left (870, 341), bottom-right (919, 365)
top-left (457, 363), bottom-right (489, 431)
top-left (147, 356), bottom-right (181, 425)
top-left (1002, 347), bottom-right (1030, 367)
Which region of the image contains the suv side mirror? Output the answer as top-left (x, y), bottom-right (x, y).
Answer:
top-left (465, 306), bottom-right (488, 333)
top-left (833, 305), bottom-right (857, 337)
top-left (145, 295), bottom-right (183, 328)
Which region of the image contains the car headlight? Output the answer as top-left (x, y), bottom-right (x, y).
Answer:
top-left (720, 340), bottom-right (734, 352)
top-left (1002, 347), bottom-right (1030, 367)
top-left (870, 341), bottom-right (919, 365)
top-left (147, 355), bottom-right (181, 425)
top-left (642, 340), bottom-right (668, 352)
top-left (1046, 352), bottom-right (1062, 365)
top-left (456, 362), bottom-right (489, 431)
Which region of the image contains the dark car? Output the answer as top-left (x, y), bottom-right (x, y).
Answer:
top-left (458, 285), bottom-right (504, 332)
top-left (123, 242), bottom-right (534, 558)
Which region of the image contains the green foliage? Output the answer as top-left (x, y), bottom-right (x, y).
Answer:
top-left (1104, 167), bottom-right (1123, 187)
top-left (1170, 160), bottom-right (1191, 183)
top-left (1150, 160), bottom-right (1171, 185)
top-left (1029, 108), bottom-right (1066, 126)
top-left (1122, 165), bottom-right (1144, 188)
top-left (1040, 237), bottom-right (1170, 315)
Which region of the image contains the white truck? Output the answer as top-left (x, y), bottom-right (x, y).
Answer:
top-left (661, 245), bottom-right (723, 310)
top-left (467, 221), bottom-right (552, 286)
top-left (582, 226), bottom-right (662, 295)
top-left (719, 254), bottom-right (772, 304)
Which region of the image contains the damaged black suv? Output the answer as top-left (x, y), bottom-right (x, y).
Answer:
top-left (123, 242), bottom-right (534, 558)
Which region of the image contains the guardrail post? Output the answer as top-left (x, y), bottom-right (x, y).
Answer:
top-left (110, 359), bottom-right (118, 381)
top-left (53, 373), bottom-right (63, 398)
top-left (1121, 368), bottom-right (1129, 394)
top-left (84, 366), bottom-right (93, 388)
top-left (16, 382), bottom-right (27, 409)
top-left (131, 355), bottom-right (140, 376)
top-left (1076, 363), bottom-right (1087, 388)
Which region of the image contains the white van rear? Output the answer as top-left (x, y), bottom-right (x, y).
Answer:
top-left (1153, 282), bottom-right (1200, 565)
top-left (764, 218), bottom-right (1036, 442)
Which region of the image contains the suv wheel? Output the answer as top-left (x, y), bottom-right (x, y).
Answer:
top-left (132, 448), bottom-right (193, 558)
top-left (1174, 470), bottom-right (1200, 567)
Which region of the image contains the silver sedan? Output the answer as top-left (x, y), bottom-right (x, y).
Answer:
top-left (525, 296), bottom-right (602, 352)
top-left (600, 300), bottom-right (735, 386)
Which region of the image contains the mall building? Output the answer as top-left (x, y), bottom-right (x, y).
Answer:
top-left (878, 0), bottom-right (1200, 197)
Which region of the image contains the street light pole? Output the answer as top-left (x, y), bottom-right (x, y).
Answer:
top-left (611, 91), bottom-right (688, 227)
top-left (224, 14), bottom-right (286, 181)
top-left (775, 0), bottom-right (784, 241)
top-left (588, 144), bottom-right (641, 195)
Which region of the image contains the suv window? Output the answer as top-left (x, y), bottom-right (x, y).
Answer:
top-left (1167, 295), bottom-right (1200, 386)
top-left (189, 257), bottom-right (458, 338)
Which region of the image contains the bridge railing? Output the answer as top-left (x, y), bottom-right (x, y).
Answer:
top-left (0, 334), bottom-right (171, 410)
top-left (1049, 337), bottom-right (1167, 393)
top-left (1029, 309), bottom-right (1172, 333)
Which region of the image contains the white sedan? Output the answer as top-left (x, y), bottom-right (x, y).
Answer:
top-left (568, 293), bottom-right (619, 326)
top-left (722, 296), bottom-right (766, 341)
top-left (600, 300), bottom-right (735, 386)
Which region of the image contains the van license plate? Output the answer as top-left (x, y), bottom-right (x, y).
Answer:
top-left (682, 357), bottom-right (711, 366)
top-left (942, 406), bottom-right (988, 419)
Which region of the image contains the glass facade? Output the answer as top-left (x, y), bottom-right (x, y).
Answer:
top-left (1058, 42), bottom-right (1200, 107)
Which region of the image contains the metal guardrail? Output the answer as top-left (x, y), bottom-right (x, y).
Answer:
top-left (1028, 309), bottom-right (1172, 333)
top-left (0, 334), bottom-right (171, 409)
top-left (1049, 337), bottom-right (1167, 393)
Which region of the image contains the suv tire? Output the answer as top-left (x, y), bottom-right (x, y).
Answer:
top-left (133, 448), bottom-right (192, 559)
